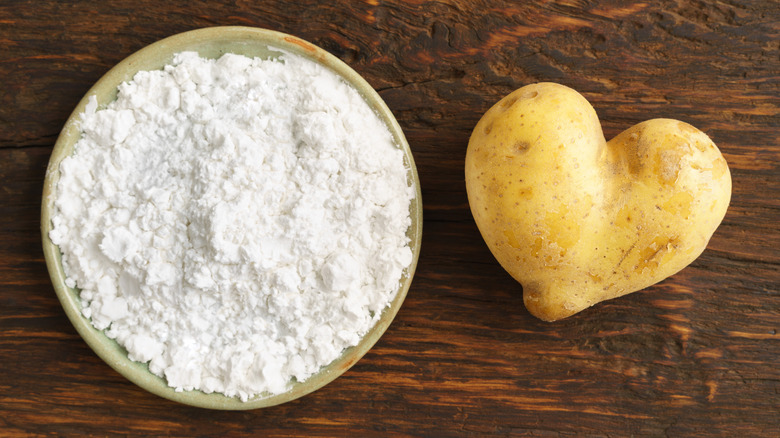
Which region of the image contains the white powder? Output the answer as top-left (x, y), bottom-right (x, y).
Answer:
top-left (49, 51), bottom-right (414, 401)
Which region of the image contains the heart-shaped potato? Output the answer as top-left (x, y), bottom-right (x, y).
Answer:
top-left (465, 83), bottom-right (731, 321)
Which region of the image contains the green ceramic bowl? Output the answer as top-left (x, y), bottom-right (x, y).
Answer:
top-left (41, 26), bottom-right (422, 410)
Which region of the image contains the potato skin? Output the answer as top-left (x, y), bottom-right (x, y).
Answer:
top-left (465, 83), bottom-right (731, 321)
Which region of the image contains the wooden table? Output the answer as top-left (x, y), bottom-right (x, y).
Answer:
top-left (1, 1), bottom-right (778, 436)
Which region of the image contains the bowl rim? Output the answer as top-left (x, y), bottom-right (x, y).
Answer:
top-left (40, 26), bottom-right (422, 410)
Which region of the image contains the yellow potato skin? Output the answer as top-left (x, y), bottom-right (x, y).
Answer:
top-left (465, 83), bottom-right (731, 321)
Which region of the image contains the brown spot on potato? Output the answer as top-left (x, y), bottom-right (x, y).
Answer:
top-left (514, 140), bottom-right (530, 153)
top-left (501, 95), bottom-right (519, 110)
top-left (517, 187), bottom-right (533, 199)
top-left (615, 242), bottom-right (637, 268)
top-left (484, 122), bottom-right (492, 135)
top-left (614, 205), bottom-right (636, 229)
top-left (521, 89), bottom-right (539, 99)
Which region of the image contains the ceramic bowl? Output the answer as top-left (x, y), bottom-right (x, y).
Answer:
top-left (41, 26), bottom-right (422, 410)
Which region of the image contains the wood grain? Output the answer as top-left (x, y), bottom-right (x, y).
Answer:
top-left (1, 0), bottom-right (778, 436)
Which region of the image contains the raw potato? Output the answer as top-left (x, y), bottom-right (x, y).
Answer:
top-left (465, 83), bottom-right (731, 321)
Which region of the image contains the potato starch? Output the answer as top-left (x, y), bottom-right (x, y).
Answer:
top-left (49, 51), bottom-right (414, 401)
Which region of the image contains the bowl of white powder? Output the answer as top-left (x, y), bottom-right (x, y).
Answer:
top-left (41, 26), bottom-right (422, 409)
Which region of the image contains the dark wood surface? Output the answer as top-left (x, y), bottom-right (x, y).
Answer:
top-left (1, 1), bottom-right (778, 436)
